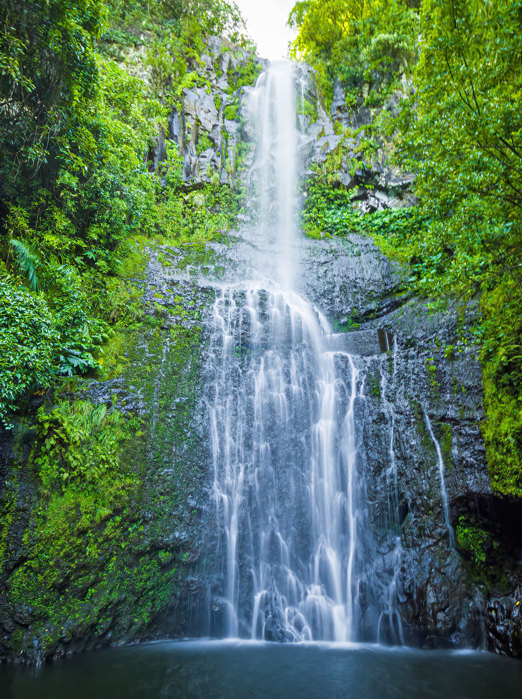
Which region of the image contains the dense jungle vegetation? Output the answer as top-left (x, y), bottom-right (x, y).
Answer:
top-left (0, 0), bottom-right (246, 426)
top-left (290, 0), bottom-right (522, 496)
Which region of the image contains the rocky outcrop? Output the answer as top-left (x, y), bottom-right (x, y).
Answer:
top-left (152, 36), bottom-right (262, 186)
top-left (300, 234), bottom-right (522, 656)
top-left (298, 69), bottom-right (416, 213)
top-left (150, 54), bottom-right (415, 212)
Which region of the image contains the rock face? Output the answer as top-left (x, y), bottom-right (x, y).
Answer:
top-left (299, 234), bottom-right (522, 655)
top-left (152, 36), bottom-right (263, 186)
top-left (151, 55), bottom-right (415, 211)
top-left (298, 69), bottom-right (417, 212)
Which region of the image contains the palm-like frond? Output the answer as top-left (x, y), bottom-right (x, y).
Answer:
top-left (9, 238), bottom-right (40, 291)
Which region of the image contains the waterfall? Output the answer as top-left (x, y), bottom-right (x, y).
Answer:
top-left (247, 62), bottom-right (298, 288)
top-left (424, 410), bottom-right (455, 548)
top-left (204, 61), bottom-right (373, 642)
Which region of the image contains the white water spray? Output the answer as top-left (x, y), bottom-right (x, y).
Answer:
top-left (206, 62), bottom-right (366, 641)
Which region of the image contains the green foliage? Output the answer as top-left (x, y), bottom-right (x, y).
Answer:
top-left (308, 122), bottom-right (379, 186)
top-left (456, 516), bottom-right (492, 566)
top-left (297, 93), bottom-right (317, 122)
top-left (425, 357), bottom-right (439, 393)
top-left (0, 0), bottom-right (106, 197)
top-left (8, 239), bottom-right (40, 291)
top-left (0, 0), bottom-right (253, 661)
top-left (34, 401), bottom-right (128, 489)
top-left (0, 269), bottom-right (108, 427)
top-left (47, 266), bottom-right (108, 376)
top-left (455, 514), bottom-right (510, 589)
top-left (5, 399), bottom-right (145, 655)
top-left (156, 175), bottom-right (243, 244)
top-left (0, 283), bottom-right (60, 426)
top-left (396, 0), bottom-right (522, 302)
top-left (480, 279), bottom-right (522, 497)
top-left (224, 103), bottom-right (239, 120)
top-left (130, 0), bottom-right (249, 107)
top-left (302, 182), bottom-right (425, 258)
top-left (289, 0), bottom-right (419, 107)
top-left (197, 131), bottom-right (214, 155)
top-left (104, 0), bottom-right (244, 41)
top-left (0, 0), bottom-right (247, 426)
top-left (228, 51), bottom-right (261, 91)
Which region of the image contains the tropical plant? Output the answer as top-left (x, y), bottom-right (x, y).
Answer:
top-left (8, 239), bottom-right (40, 291)
top-left (289, 0), bottom-right (419, 104)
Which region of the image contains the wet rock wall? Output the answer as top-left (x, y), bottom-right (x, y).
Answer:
top-left (300, 234), bottom-right (522, 656)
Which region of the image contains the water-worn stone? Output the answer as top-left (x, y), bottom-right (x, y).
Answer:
top-left (487, 590), bottom-right (522, 658)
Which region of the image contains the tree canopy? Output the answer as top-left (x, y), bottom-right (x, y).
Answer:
top-left (289, 0), bottom-right (419, 101)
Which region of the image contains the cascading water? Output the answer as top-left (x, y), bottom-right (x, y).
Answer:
top-left (424, 410), bottom-right (455, 548)
top-left (204, 61), bottom-right (378, 642)
top-left (207, 282), bottom-right (365, 641)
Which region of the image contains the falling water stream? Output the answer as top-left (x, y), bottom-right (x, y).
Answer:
top-left (377, 339), bottom-right (405, 645)
top-left (206, 61), bottom-right (369, 642)
top-left (424, 410), bottom-right (456, 548)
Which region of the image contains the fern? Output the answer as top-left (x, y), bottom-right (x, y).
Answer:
top-left (9, 238), bottom-right (40, 291)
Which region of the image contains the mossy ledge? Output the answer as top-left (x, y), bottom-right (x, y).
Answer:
top-left (0, 243), bottom-right (212, 664)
